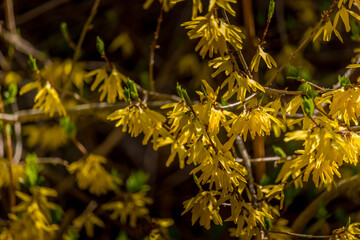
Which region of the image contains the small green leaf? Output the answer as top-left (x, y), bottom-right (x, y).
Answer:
top-left (96, 36), bottom-right (105, 55)
top-left (302, 97), bottom-right (315, 117)
top-left (272, 145), bottom-right (287, 158)
top-left (126, 78), bottom-right (138, 99)
top-left (338, 75), bottom-right (350, 87)
top-left (126, 170), bottom-right (150, 193)
top-left (51, 206), bottom-right (63, 224)
top-left (25, 153), bottom-right (42, 191)
top-left (123, 87), bottom-right (131, 102)
top-left (176, 82), bottom-right (183, 99)
top-left (220, 97), bottom-right (228, 106)
top-left (4, 83), bottom-right (18, 105)
top-left (5, 124), bottom-right (12, 136)
top-left (28, 55), bottom-right (38, 72)
top-left (60, 117), bottom-right (77, 137)
top-left (182, 89), bottom-right (192, 106)
top-left (60, 22), bottom-right (69, 39)
top-left (258, 92), bottom-right (264, 104)
top-left (346, 217), bottom-right (351, 230)
top-left (201, 85), bottom-right (207, 98)
top-left (286, 64), bottom-right (301, 78)
top-left (264, 217), bottom-right (272, 231)
top-left (267, 0), bottom-right (275, 19)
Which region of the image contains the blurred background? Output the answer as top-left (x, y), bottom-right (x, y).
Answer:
top-left (1, 0), bottom-right (360, 239)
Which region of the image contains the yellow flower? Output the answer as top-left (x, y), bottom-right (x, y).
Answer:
top-left (102, 191), bottom-right (153, 227)
top-left (182, 191), bottom-right (222, 230)
top-left (227, 106), bottom-right (283, 141)
top-left (182, 13), bottom-right (244, 58)
top-left (107, 104), bottom-right (167, 150)
top-left (313, 20), bottom-right (343, 42)
top-left (283, 124), bottom-right (359, 187)
top-left (0, 159), bottom-right (24, 189)
top-left (86, 67), bottom-right (126, 103)
top-left (73, 212), bottom-right (104, 238)
top-left (67, 154), bottom-right (121, 195)
top-left (250, 46), bottom-right (277, 72)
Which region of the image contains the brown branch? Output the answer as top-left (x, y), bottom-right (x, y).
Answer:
top-left (4, 0), bottom-right (16, 33)
top-left (16, 0), bottom-right (71, 25)
top-left (72, 0), bottom-right (101, 63)
top-left (37, 157), bottom-right (69, 166)
top-left (0, 25), bottom-right (49, 63)
top-left (236, 155), bottom-right (297, 163)
top-left (269, 230), bottom-right (332, 239)
top-left (149, 6), bottom-right (164, 91)
top-left (71, 137), bottom-right (88, 156)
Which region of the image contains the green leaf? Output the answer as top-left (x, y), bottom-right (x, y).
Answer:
top-left (286, 64), bottom-right (301, 78)
top-left (126, 78), bottom-right (138, 99)
top-left (123, 87), bottom-right (131, 102)
top-left (3, 83), bottom-right (18, 105)
top-left (25, 153), bottom-right (42, 191)
top-left (346, 217), bottom-right (351, 230)
top-left (60, 117), bottom-right (77, 137)
top-left (28, 55), bottom-right (38, 71)
top-left (220, 97), bottom-right (228, 107)
top-left (51, 206), bottom-right (63, 224)
top-left (116, 231), bottom-right (129, 240)
top-left (272, 145), bottom-right (287, 158)
top-left (60, 22), bottom-right (69, 39)
top-left (260, 174), bottom-right (271, 186)
top-left (350, 19), bottom-right (360, 41)
top-left (264, 217), bottom-right (272, 231)
top-left (176, 82), bottom-right (183, 99)
top-left (201, 85), bottom-right (207, 98)
top-left (302, 97), bottom-right (315, 117)
top-left (126, 170), bottom-right (150, 193)
top-left (338, 75), bottom-right (350, 87)
top-left (96, 36), bottom-right (105, 55)
top-left (300, 68), bottom-right (312, 82)
top-left (267, 0), bottom-right (275, 19)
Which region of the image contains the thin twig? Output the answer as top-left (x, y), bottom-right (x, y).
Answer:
top-left (16, 0), bottom-right (71, 25)
top-left (0, 25), bottom-right (49, 63)
top-left (236, 155), bottom-right (297, 163)
top-left (4, 0), bottom-right (16, 33)
top-left (269, 230), bottom-right (332, 239)
top-left (11, 103), bottom-right (22, 165)
top-left (37, 157), bottom-right (69, 166)
top-left (0, 95), bottom-right (15, 208)
top-left (149, 6), bottom-right (164, 91)
top-left (71, 137), bottom-right (88, 156)
top-left (265, 0), bottom-right (339, 87)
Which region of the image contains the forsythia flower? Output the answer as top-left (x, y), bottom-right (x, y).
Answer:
top-left (226, 196), bottom-right (273, 239)
top-left (317, 86), bottom-right (360, 125)
top-left (283, 124), bottom-right (359, 187)
top-left (182, 13), bottom-right (244, 58)
top-left (102, 191), bottom-right (153, 227)
top-left (331, 223), bottom-right (360, 239)
top-left (209, 56), bottom-right (264, 101)
top-left (20, 81), bottom-right (66, 117)
top-left (250, 46), bottom-right (277, 72)
top-left (85, 67), bottom-right (126, 103)
top-left (73, 212), bottom-right (104, 238)
top-left (182, 191), bottom-right (223, 230)
top-left (313, 20), bottom-right (343, 42)
top-left (0, 159), bottom-right (24, 189)
top-left (67, 154), bottom-right (121, 195)
top-left (3, 187), bottom-right (59, 240)
top-left (107, 104), bottom-right (167, 150)
top-left (227, 106), bottom-right (283, 141)
top-left (23, 124), bottom-right (68, 151)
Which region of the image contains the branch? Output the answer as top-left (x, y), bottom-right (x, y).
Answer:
top-left (0, 101), bottom-right (173, 124)
top-left (269, 230), bottom-right (332, 239)
top-left (236, 155), bottom-right (297, 163)
top-left (16, 0), bottom-right (71, 25)
top-left (0, 25), bottom-right (49, 63)
top-left (149, 6), bottom-right (164, 91)
top-left (265, 0), bottom-right (339, 87)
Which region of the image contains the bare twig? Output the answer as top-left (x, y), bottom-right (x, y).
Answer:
top-left (72, 0), bottom-right (101, 63)
top-left (4, 0), bottom-right (16, 33)
top-left (16, 0), bottom-right (71, 25)
top-left (71, 137), bottom-right (88, 156)
top-left (149, 6), bottom-right (164, 91)
top-left (38, 157), bottom-right (69, 166)
top-left (12, 103), bottom-right (22, 165)
top-left (0, 25), bottom-right (49, 63)
top-left (236, 155), bottom-right (297, 163)
top-left (269, 230), bottom-right (332, 239)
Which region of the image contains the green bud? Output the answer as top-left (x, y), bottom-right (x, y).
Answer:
top-left (302, 97), bottom-right (315, 117)
top-left (28, 55), bottom-right (38, 71)
top-left (267, 0), bottom-right (275, 20)
top-left (96, 36), bottom-right (105, 55)
top-left (60, 22), bottom-right (69, 39)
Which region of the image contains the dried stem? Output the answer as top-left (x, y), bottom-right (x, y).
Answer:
top-left (0, 96), bottom-right (15, 208)
top-left (149, 6), bottom-right (164, 91)
top-left (71, 137), bottom-right (88, 156)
